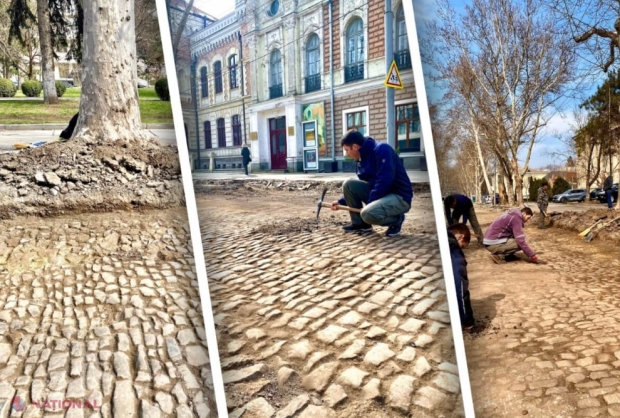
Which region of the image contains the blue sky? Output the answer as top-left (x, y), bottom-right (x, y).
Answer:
top-left (411, 0), bottom-right (607, 169)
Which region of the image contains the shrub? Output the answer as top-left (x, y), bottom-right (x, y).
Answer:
top-left (552, 176), bottom-right (571, 197)
top-left (155, 78), bottom-right (170, 101)
top-left (55, 81), bottom-right (67, 97)
top-left (21, 80), bottom-right (42, 97)
top-left (0, 78), bottom-right (16, 97)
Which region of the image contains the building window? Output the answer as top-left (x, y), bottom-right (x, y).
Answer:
top-left (200, 66), bottom-right (208, 98)
top-left (217, 118), bottom-right (226, 147)
top-left (269, 49), bottom-right (283, 99)
top-left (229, 55), bottom-right (238, 89)
top-left (268, 0), bottom-right (279, 16)
top-left (305, 34), bottom-right (321, 93)
top-left (232, 115), bottom-right (242, 146)
top-left (204, 121), bottom-right (212, 149)
top-left (396, 103), bottom-right (421, 152)
top-left (214, 61), bottom-right (223, 94)
top-left (345, 18), bottom-right (364, 83)
top-left (345, 110), bottom-right (367, 136)
top-left (395, 6), bottom-right (411, 70)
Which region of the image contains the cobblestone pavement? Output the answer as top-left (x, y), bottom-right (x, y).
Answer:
top-left (463, 207), bottom-right (620, 417)
top-left (199, 191), bottom-right (464, 418)
top-left (0, 209), bottom-right (216, 417)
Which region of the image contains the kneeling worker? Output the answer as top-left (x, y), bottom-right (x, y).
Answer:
top-left (483, 207), bottom-right (542, 264)
top-left (331, 130), bottom-right (413, 237)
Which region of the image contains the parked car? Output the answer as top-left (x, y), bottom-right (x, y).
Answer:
top-left (137, 78), bottom-right (149, 88)
top-left (597, 184), bottom-right (618, 203)
top-left (590, 187), bottom-right (603, 201)
top-left (552, 189), bottom-right (587, 203)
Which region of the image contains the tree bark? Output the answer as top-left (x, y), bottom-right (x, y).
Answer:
top-left (36, 0), bottom-right (58, 104)
top-left (73, 0), bottom-right (145, 143)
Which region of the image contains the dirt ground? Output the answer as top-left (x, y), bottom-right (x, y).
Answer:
top-left (462, 206), bottom-right (620, 417)
top-left (198, 184), bottom-right (466, 418)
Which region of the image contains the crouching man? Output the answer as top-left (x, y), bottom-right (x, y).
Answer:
top-left (483, 207), bottom-right (543, 264)
top-left (331, 130), bottom-right (413, 237)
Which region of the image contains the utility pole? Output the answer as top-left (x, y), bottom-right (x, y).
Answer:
top-left (385, 0), bottom-right (395, 148)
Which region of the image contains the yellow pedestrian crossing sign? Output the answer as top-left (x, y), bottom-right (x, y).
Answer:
top-left (384, 60), bottom-right (404, 89)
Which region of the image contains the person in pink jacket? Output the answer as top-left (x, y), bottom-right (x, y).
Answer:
top-left (483, 207), bottom-right (543, 264)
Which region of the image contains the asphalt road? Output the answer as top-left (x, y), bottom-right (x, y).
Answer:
top-left (0, 129), bottom-right (178, 151)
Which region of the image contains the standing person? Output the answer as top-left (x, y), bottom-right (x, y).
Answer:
top-left (536, 181), bottom-right (549, 229)
top-left (331, 130), bottom-right (413, 237)
top-left (241, 145), bottom-right (251, 176)
top-left (603, 172), bottom-right (614, 210)
top-left (483, 207), bottom-right (543, 264)
top-left (448, 223), bottom-right (475, 331)
top-left (444, 194), bottom-right (484, 245)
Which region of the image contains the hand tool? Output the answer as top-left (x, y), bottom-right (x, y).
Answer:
top-left (316, 186), bottom-right (361, 221)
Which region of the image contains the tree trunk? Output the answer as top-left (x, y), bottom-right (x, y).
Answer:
top-left (173, 0), bottom-right (195, 59)
top-left (36, 0), bottom-right (58, 104)
top-left (73, 0), bottom-right (145, 143)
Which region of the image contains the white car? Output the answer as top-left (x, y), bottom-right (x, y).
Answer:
top-left (137, 78), bottom-right (149, 88)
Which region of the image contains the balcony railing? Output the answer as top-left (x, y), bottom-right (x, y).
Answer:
top-left (305, 74), bottom-right (321, 93)
top-left (344, 63), bottom-right (364, 83)
top-left (394, 50), bottom-right (412, 70)
top-left (269, 84), bottom-right (283, 99)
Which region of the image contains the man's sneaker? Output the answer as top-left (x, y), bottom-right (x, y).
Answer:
top-left (489, 254), bottom-right (505, 264)
top-left (386, 214), bottom-right (405, 237)
top-left (343, 223), bottom-right (373, 233)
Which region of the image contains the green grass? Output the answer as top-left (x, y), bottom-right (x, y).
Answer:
top-left (13, 87), bottom-right (157, 99)
top-left (0, 96), bottom-right (172, 124)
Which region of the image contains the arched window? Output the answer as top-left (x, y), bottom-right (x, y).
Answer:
top-left (214, 61), bottom-right (223, 94)
top-left (345, 18), bottom-right (364, 82)
top-left (204, 121), bottom-right (212, 149)
top-left (269, 49), bottom-right (283, 99)
top-left (232, 115), bottom-right (241, 146)
top-left (229, 55), bottom-right (238, 89)
top-left (200, 66), bottom-right (208, 98)
top-left (395, 6), bottom-right (411, 69)
top-left (305, 34), bottom-right (321, 92)
top-left (396, 6), bottom-right (408, 51)
top-left (217, 118), bottom-right (226, 147)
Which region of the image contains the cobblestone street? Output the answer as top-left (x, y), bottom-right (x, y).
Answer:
top-left (0, 209), bottom-right (216, 417)
top-left (199, 186), bottom-right (464, 417)
top-left (463, 207), bottom-right (620, 417)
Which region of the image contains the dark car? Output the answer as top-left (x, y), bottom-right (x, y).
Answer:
top-left (590, 187), bottom-right (603, 201)
top-left (597, 184), bottom-right (618, 203)
top-left (552, 189), bottom-right (587, 203)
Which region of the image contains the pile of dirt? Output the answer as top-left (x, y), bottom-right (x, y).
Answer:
top-left (0, 138), bottom-right (184, 219)
top-left (193, 179), bottom-right (430, 197)
top-left (549, 209), bottom-right (620, 243)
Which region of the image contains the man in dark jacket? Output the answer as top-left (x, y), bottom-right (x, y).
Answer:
top-left (331, 130), bottom-right (413, 236)
top-left (241, 145), bottom-right (251, 176)
top-left (603, 172), bottom-right (614, 210)
top-left (444, 194), bottom-right (483, 245)
top-left (448, 223), bottom-right (474, 331)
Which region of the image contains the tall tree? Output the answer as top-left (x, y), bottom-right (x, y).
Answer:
top-left (36, 0), bottom-right (58, 103)
top-left (72, 0), bottom-right (145, 142)
top-left (426, 0), bottom-right (577, 205)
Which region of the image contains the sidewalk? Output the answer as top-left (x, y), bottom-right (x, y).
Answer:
top-left (192, 170), bottom-right (430, 183)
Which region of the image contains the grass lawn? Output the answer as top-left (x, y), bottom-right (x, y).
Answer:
top-left (0, 90), bottom-right (172, 124)
top-left (13, 87), bottom-right (158, 99)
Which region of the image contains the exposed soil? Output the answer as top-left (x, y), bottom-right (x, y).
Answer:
top-left (549, 208), bottom-right (620, 243)
top-left (0, 137), bottom-right (184, 219)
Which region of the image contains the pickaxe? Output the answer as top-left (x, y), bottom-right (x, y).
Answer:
top-left (316, 186), bottom-right (361, 221)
